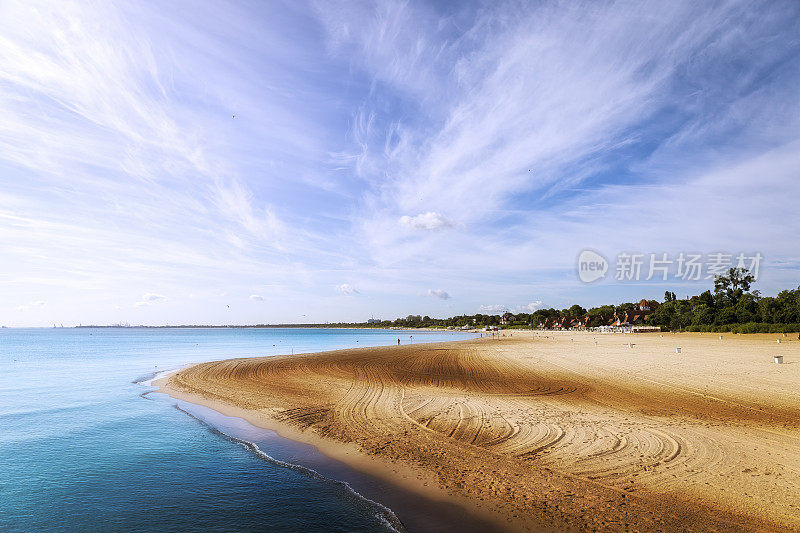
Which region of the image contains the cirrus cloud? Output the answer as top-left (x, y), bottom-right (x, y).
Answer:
top-left (1, 0), bottom-right (799, 326)
top-left (249, 294), bottom-right (264, 301)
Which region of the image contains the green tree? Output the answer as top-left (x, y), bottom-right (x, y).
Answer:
top-left (716, 307), bottom-right (737, 325)
top-left (697, 290), bottom-right (715, 309)
top-left (587, 315), bottom-right (605, 328)
top-left (568, 304), bottom-right (587, 317)
top-left (734, 294), bottom-right (757, 323)
top-left (616, 302), bottom-right (636, 313)
top-left (714, 268), bottom-right (755, 305)
top-left (647, 301), bottom-right (676, 328)
top-left (691, 303), bottom-right (714, 326)
top-left (588, 305), bottom-right (615, 316)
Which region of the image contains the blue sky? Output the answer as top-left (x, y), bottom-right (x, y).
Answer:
top-left (2, 0), bottom-right (799, 326)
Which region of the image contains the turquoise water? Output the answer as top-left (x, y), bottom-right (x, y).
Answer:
top-left (0, 328), bottom-right (474, 532)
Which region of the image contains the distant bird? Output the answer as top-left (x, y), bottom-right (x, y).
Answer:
top-left (226, 305), bottom-right (230, 309)
top-left (232, 114), bottom-right (236, 119)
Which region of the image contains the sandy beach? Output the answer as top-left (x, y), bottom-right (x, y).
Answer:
top-left (160, 331), bottom-right (800, 531)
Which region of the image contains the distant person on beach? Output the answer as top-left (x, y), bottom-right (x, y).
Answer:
top-left (397, 338), bottom-right (400, 345)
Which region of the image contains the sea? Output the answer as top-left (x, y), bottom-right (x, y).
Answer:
top-left (0, 327), bottom-right (481, 532)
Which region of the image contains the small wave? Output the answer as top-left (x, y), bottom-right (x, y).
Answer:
top-left (174, 405), bottom-right (406, 533)
top-left (133, 366), bottom-right (186, 386)
top-left (132, 371), bottom-right (159, 385)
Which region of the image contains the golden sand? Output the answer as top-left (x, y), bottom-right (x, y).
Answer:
top-left (160, 331), bottom-right (800, 531)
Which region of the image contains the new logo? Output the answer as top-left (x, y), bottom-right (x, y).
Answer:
top-left (577, 250), bottom-right (608, 283)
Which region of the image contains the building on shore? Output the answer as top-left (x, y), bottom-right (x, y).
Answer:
top-left (537, 299), bottom-right (661, 331)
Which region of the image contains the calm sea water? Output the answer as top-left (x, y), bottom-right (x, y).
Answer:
top-left (0, 327), bottom-right (474, 532)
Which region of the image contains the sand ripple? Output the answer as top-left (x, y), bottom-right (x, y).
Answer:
top-left (167, 333), bottom-right (800, 531)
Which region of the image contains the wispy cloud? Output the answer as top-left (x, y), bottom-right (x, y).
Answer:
top-left (249, 294), bottom-right (264, 301)
top-left (15, 300), bottom-right (46, 312)
top-left (479, 305), bottom-right (508, 314)
top-left (134, 293), bottom-right (168, 307)
top-left (1, 0), bottom-right (798, 326)
top-left (475, 301), bottom-right (541, 315)
top-left (329, 0), bottom-right (800, 305)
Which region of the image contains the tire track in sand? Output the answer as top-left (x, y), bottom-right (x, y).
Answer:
top-left (167, 335), bottom-right (800, 531)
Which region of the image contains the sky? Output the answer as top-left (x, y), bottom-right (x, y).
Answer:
top-left (1, 0), bottom-right (799, 326)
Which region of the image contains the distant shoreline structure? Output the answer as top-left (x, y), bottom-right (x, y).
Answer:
top-left (16, 271), bottom-right (800, 333)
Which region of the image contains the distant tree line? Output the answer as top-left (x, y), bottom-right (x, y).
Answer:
top-left (344, 269), bottom-right (800, 333)
top-left (646, 268), bottom-right (800, 333)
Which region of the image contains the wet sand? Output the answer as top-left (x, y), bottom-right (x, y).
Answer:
top-left (164, 396), bottom-right (501, 532)
top-left (159, 331), bottom-right (800, 531)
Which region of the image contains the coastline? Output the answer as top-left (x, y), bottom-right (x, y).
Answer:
top-left (155, 338), bottom-right (507, 531)
top-left (158, 395), bottom-right (499, 533)
top-left (158, 382), bottom-right (525, 531)
top-left (158, 332), bottom-right (800, 531)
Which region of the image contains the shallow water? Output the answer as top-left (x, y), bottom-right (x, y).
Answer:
top-left (0, 327), bottom-right (475, 532)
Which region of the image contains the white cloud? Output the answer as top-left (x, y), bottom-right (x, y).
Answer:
top-left (399, 212), bottom-right (453, 231)
top-left (480, 302), bottom-right (543, 314)
top-left (427, 289), bottom-right (450, 300)
top-left (135, 293), bottom-right (167, 307)
top-left (15, 300), bottom-right (46, 311)
top-left (336, 283), bottom-right (359, 295)
top-left (249, 294), bottom-right (264, 301)
top-left (478, 304), bottom-right (508, 314)
top-left (212, 178), bottom-right (286, 246)
top-left (516, 301), bottom-right (543, 313)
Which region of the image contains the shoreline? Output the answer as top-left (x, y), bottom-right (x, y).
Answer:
top-left (157, 394), bottom-right (499, 532)
top-left (158, 332), bottom-right (800, 531)
top-left (155, 338), bottom-right (508, 530)
top-left (156, 388), bottom-right (503, 532)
